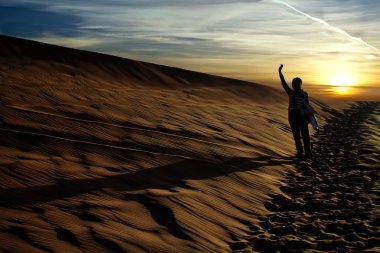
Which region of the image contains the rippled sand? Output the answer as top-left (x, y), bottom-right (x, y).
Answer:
top-left (0, 35), bottom-right (378, 253)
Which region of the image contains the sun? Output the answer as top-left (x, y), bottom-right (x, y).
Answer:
top-left (329, 75), bottom-right (355, 87)
top-left (334, 86), bottom-right (350, 95)
top-left (327, 74), bottom-right (356, 95)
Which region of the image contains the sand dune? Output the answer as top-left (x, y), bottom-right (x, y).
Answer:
top-left (0, 35), bottom-right (378, 252)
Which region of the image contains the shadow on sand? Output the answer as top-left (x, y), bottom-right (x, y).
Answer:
top-left (0, 155), bottom-right (295, 207)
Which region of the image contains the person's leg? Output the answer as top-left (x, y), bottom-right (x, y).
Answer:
top-left (289, 111), bottom-right (303, 156)
top-left (300, 117), bottom-right (312, 157)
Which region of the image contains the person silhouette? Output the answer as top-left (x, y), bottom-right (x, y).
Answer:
top-left (278, 64), bottom-right (313, 159)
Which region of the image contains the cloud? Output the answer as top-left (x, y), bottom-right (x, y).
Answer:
top-left (33, 33), bottom-right (104, 48)
top-left (0, 5), bottom-right (81, 37)
top-left (0, 0), bottom-right (379, 97)
top-left (272, 0), bottom-right (380, 53)
top-left (364, 54), bottom-right (376, 60)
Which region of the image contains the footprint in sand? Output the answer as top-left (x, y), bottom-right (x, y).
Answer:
top-left (236, 102), bottom-right (380, 253)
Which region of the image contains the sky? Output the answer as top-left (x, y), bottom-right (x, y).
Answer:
top-left (0, 0), bottom-right (379, 100)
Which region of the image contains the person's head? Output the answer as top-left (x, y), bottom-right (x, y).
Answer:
top-left (292, 77), bottom-right (302, 90)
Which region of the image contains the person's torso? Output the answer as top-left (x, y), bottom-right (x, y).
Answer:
top-left (288, 90), bottom-right (308, 110)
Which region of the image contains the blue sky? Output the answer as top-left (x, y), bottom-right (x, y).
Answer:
top-left (0, 0), bottom-right (379, 99)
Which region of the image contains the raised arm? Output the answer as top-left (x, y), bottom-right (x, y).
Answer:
top-left (279, 64), bottom-right (292, 94)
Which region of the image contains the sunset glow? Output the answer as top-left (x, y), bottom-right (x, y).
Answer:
top-left (329, 75), bottom-right (355, 87)
top-left (334, 86), bottom-right (351, 95)
top-left (0, 0), bottom-right (379, 100)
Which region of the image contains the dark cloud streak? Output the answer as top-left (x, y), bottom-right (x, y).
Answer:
top-left (0, 5), bottom-right (82, 37)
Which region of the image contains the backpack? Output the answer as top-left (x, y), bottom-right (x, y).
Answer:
top-left (292, 90), bottom-right (319, 130)
top-left (291, 90), bottom-right (314, 117)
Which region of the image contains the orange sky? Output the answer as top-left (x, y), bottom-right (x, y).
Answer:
top-left (1, 0), bottom-right (379, 100)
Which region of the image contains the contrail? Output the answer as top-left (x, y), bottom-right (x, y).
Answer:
top-left (272, 0), bottom-right (380, 53)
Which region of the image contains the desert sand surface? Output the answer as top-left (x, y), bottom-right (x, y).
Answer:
top-left (0, 35), bottom-right (378, 253)
top-left (238, 102), bottom-right (380, 252)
